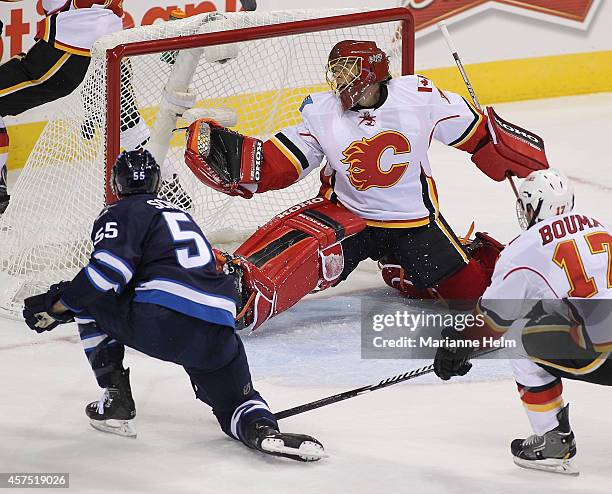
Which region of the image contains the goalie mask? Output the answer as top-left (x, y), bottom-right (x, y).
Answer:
top-left (516, 169), bottom-right (574, 230)
top-left (111, 149), bottom-right (161, 198)
top-left (326, 40), bottom-right (391, 111)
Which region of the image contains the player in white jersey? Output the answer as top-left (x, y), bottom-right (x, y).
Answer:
top-left (0, 0), bottom-right (124, 212)
top-left (182, 40), bottom-right (548, 330)
top-left (434, 168), bottom-right (612, 475)
top-left (0, 0), bottom-right (131, 214)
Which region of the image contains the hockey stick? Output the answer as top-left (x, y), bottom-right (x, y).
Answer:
top-left (437, 22), bottom-right (519, 198)
top-left (275, 347), bottom-right (500, 420)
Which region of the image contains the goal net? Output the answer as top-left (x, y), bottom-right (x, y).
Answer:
top-left (0, 8), bottom-right (414, 316)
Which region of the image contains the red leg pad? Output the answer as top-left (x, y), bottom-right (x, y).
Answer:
top-left (232, 197), bottom-right (366, 330)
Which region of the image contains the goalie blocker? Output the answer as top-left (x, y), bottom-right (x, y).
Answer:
top-left (471, 107), bottom-right (549, 181)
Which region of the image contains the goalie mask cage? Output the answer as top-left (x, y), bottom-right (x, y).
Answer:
top-left (0, 8), bottom-right (414, 316)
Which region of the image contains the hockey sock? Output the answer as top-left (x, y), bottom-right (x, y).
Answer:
top-left (228, 393), bottom-right (278, 446)
top-left (517, 378), bottom-right (564, 435)
top-left (78, 321), bottom-right (125, 388)
top-left (120, 117), bottom-right (150, 151)
top-left (160, 157), bottom-right (176, 181)
top-left (118, 59), bottom-right (150, 151)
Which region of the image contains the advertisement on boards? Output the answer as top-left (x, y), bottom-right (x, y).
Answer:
top-left (395, 0), bottom-right (601, 35)
top-left (0, 1), bottom-right (604, 61)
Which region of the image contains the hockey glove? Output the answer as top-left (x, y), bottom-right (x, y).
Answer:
top-left (433, 327), bottom-right (473, 381)
top-left (23, 281), bottom-right (75, 333)
top-left (184, 118), bottom-right (262, 198)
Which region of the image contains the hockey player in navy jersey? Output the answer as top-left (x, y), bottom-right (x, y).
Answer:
top-left (22, 149), bottom-right (324, 462)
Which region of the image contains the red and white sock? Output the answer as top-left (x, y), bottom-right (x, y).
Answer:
top-left (517, 378), bottom-right (564, 435)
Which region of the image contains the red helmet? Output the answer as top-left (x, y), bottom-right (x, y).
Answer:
top-left (326, 40), bottom-right (391, 111)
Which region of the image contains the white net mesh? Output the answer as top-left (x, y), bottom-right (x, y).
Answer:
top-left (0, 9), bottom-right (409, 315)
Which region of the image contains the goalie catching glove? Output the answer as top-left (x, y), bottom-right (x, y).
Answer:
top-left (184, 118), bottom-right (263, 198)
top-left (23, 281), bottom-right (75, 333)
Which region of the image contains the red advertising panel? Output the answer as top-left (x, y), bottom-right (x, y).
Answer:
top-left (401, 0), bottom-right (598, 31)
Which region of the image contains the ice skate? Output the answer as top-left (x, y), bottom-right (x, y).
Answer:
top-left (86, 368), bottom-right (137, 438)
top-left (511, 404), bottom-right (578, 475)
top-left (246, 423), bottom-right (325, 462)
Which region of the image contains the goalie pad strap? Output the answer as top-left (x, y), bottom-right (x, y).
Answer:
top-left (471, 107), bottom-right (549, 182)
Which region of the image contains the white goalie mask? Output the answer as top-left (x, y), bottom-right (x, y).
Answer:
top-left (516, 168), bottom-right (575, 230)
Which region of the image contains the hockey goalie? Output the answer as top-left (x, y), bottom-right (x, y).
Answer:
top-left (184, 40), bottom-right (549, 330)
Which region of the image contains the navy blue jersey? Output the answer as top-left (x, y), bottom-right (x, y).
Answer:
top-left (61, 194), bottom-right (238, 328)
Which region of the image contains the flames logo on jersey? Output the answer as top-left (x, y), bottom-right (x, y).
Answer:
top-left (341, 131), bottom-right (411, 191)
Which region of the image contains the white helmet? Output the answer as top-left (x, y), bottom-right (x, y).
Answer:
top-left (516, 168), bottom-right (574, 230)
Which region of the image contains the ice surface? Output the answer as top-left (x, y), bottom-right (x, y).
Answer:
top-left (2, 94), bottom-right (611, 493)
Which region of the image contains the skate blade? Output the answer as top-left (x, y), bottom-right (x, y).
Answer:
top-left (89, 418), bottom-right (137, 438)
top-left (260, 438), bottom-right (327, 461)
top-left (513, 456), bottom-right (579, 476)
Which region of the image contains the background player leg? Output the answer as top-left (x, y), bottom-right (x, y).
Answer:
top-left (112, 59), bottom-right (193, 209)
top-left (0, 122), bottom-right (8, 212)
top-left (81, 59), bottom-right (150, 150)
top-left (0, 41), bottom-right (89, 213)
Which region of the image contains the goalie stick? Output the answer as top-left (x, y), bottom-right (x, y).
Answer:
top-left (437, 21), bottom-right (519, 198)
top-left (275, 347), bottom-right (500, 420)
